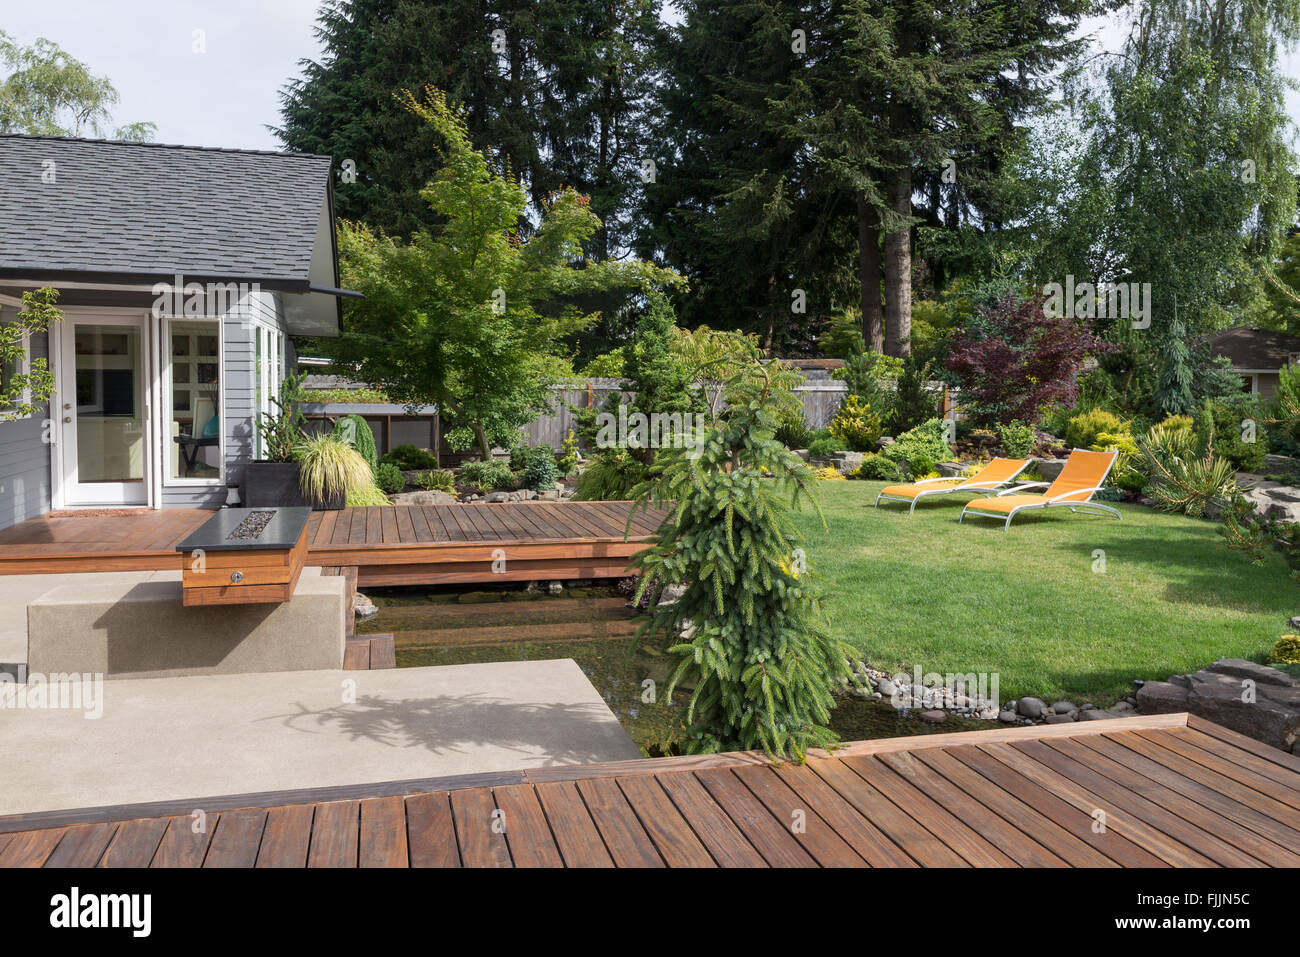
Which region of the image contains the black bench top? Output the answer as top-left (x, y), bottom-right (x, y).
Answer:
top-left (175, 507), bottom-right (313, 553)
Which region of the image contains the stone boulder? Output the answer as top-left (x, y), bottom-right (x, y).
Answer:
top-left (1136, 657), bottom-right (1300, 753)
top-left (390, 490), bottom-right (457, 505)
top-left (938, 461), bottom-right (966, 478)
top-left (1033, 458), bottom-right (1068, 483)
top-left (1238, 481), bottom-right (1300, 524)
top-left (828, 451), bottom-right (865, 476)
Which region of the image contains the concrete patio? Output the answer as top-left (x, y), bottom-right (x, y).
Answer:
top-left (0, 658), bottom-right (642, 815)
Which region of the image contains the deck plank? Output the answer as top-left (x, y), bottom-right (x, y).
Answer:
top-left (405, 792), bottom-right (461, 868)
top-left (614, 775), bottom-right (716, 868)
top-left (574, 776), bottom-right (665, 867)
top-left (203, 809), bottom-right (268, 868)
top-left (534, 780), bottom-right (615, 868)
top-left (255, 804), bottom-right (315, 867)
top-left (450, 787), bottom-right (512, 867)
top-left (306, 801), bottom-right (359, 867)
top-left (359, 796), bottom-right (409, 868)
top-left (492, 784), bottom-right (564, 868)
top-left (153, 815), bottom-right (216, 868)
top-left (98, 817), bottom-right (169, 867)
top-left (653, 771), bottom-right (769, 868)
top-left (694, 768), bottom-right (817, 868)
top-left (929, 746), bottom-right (1140, 867)
top-left (807, 757), bottom-right (967, 867)
top-left (43, 823), bottom-right (119, 868)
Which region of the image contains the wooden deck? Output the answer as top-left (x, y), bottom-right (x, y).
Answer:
top-left (0, 503), bottom-right (661, 585)
top-left (2, 714), bottom-right (1296, 868)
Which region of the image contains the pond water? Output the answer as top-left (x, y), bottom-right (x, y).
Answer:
top-left (358, 582), bottom-right (992, 755)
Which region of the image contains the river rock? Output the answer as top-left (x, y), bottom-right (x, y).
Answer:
top-left (1016, 696), bottom-right (1047, 719)
top-left (353, 592), bottom-right (378, 620)
top-left (920, 710), bottom-right (946, 724)
top-left (1051, 701), bottom-right (1077, 714)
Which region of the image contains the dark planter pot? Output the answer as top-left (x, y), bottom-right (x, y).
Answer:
top-left (313, 487), bottom-right (346, 510)
top-left (242, 461), bottom-right (308, 509)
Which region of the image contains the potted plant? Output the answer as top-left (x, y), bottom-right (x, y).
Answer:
top-left (295, 433), bottom-right (374, 510)
top-left (243, 372), bottom-right (310, 507)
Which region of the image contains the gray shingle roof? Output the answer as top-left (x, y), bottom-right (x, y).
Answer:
top-left (0, 134), bottom-right (334, 287)
top-left (1210, 325), bottom-right (1300, 371)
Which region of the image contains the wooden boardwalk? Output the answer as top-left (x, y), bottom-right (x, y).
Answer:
top-left (0, 502), bottom-right (661, 585)
top-left (2, 714), bottom-right (1296, 868)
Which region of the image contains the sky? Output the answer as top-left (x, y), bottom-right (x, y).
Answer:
top-left (1, 1), bottom-right (1298, 152)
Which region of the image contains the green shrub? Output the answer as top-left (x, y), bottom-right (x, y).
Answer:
top-left (295, 434), bottom-right (374, 507)
top-left (854, 453), bottom-right (902, 481)
top-left (828, 394), bottom-right (884, 452)
top-left (995, 420), bottom-right (1035, 458)
top-left (1267, 635), bottom-right (1300, 666)
top-left (572, 452), bottom-right (647, 501)
top-left (908, 453), bottom-right (936, 478)
top-left (523, 444), bottom-right (559, 490)
top-left (443, 426), bottom-right (475, 453)
top-left (556, 430), bottom-right (580, 476)
top-left (333, 414), bottom-right (377, 476)
top-left (375, 461), bottom-right (405, 494)
top-left (416, 469), bottom-right (456, 494)
top-left (1205, 396), bottom-right (1267, 472)
top-left (775, 412), bottom-right (813, 450)
top-left (881, 418), bottom-right (952, 466)
top-left (346, 483), bottom-right (391, 506)
top-left (1133, 419), bottom-right (1238, 517)
top-left (379, 443), bottom-right (438, 471)
top-left (459, 460), bottom-right (515, 493)
top-left (509, 444), bottom-right (530, 472)
top-left (807, 433), bottom-right (847, 459)
top-left (1064, 409), bottom-right (1127, 450)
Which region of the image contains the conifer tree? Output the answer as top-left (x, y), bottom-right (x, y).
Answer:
top-left (629, 345), bottom-right (854, 759)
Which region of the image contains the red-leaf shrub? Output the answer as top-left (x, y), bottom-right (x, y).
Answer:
top-left (946, 293), bottom-right (1113, 426)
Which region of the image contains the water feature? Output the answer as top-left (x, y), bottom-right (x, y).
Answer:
top-left (359, 582), bottom-right (991, 755)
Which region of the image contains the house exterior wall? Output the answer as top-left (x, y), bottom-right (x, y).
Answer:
top-left (0, 305), bottom-right (52, 528)
top-left (1255, 372), bottom-right (1280, 400)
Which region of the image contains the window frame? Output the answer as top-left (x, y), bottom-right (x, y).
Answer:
top-left (162, 316), bottom-right (225, 487)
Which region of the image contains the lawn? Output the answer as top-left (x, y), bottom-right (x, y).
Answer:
top-left (791, 480), bottom-right (1297, 706)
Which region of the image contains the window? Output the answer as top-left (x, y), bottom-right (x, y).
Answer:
top-left (254, 324), bottom-right (284, 460)
top-left (164, 320), bottom-right (221, 482)
top-left (390, 417), bottom-right (434, 450)
top-left (0, 323), bottom-right (31, 417)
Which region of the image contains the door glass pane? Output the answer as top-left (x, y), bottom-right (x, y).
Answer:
top-left (74, 324), bottom-right (144, 484)
top-left (166, 320), bottom-right (221, 480)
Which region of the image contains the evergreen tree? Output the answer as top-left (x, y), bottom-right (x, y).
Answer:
top-left (629, 347), bottom-right (855, 759)
top-left (278, 0), bottom-right (660, 248)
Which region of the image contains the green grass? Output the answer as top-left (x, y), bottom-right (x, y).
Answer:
top-left (792, 481), bottom-right (1297, 706)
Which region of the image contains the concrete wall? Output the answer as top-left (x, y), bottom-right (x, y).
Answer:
top-left (27, 568), bottom-right (347, 679)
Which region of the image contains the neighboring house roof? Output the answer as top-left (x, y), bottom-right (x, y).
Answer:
top-left (1210, 325), bottom-right (1300, 372)
top-left (0, 134), bottom-right (349, 336)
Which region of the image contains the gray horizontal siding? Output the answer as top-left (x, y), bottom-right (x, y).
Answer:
top-left (0, 312), bottom-right (51, 530)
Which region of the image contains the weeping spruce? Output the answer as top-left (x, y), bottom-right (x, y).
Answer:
top-left (629, 354), bottom-right (855, 760)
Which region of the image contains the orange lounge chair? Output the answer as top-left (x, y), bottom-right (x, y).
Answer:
top-left (959, 448), bottom-right (1120, 530)
top-left (874, 457), bottom-right (1031, 515)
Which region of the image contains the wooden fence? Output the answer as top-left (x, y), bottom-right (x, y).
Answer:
top-left (517, 379), bottom-right (851, 448)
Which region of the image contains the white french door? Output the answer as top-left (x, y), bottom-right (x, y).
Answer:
top-left (57, 314), bottom-right (151, 506)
